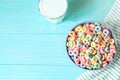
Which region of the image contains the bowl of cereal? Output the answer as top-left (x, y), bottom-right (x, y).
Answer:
top-left (66, 22), bottom-right (117, 70)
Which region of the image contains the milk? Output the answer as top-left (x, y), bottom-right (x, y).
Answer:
top-left (39, 0), bottom-right (68, 23)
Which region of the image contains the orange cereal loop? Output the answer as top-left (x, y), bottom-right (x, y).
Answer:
top-left (85, 28), bottom-right (90, 34)
top-left (108, 53), bottom-right (113, 57)
top-left (90, 24), bottom-right (95, 28)
top-left (98, 35), bottom-right (102, 41)
top-left (102, 60), bottom-right (107, 65)
top-left (86, 60), bottom-right (92, 66)
top-left (101, 41), bottom-right (106, 48)
top-left (106, 55), bottom-right (113, 62)
top-left (99, 41), bottom-right (103, 45)
top-left (92, 50), bottom-right (97, 55)
top-left (69, 31), bottom-right (75, 37)
top-left (96, 41), bottom-right (100, 44)
top-left (75, 25), bottom-right (83, 32)
top-left (95, 44), bottom-right (100, 50)
top-left (101, 33), bottom-right (104, 38)
top-left (102, 41), bottom-right (106, 43)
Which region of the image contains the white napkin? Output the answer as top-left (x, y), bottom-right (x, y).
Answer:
top-left (77, 0), bottom-right (120, 80)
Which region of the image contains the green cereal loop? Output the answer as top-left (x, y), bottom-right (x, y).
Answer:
top-left (72, 41), bottom-right (76, 45)
top-left (86, 34), bottom-right (92, 40)
top-left (90, 65), bottom-right (94, 69)
top-left (76, 40), bottom-right (79, 44)
top-left (94, 63), bottom-right (101, 69)
top-left (95, 55), bottom-right (100, 60)
top-left (76, 40), bottom-right (82, 45)
top-left (94, 22), bottom-right (100, 26)
top-left (106, 42), bottom-right (110, 47)
top-left (78, 32), bottom-right (84, 38)
top-left (86, 66), bottom-right (92, 70)
top-left (69, 41), bottom-right (73, 47)
top-left (92, 66), bottom-right (96, 69)
top-left (95, 36), bottom-right (99, 42)
top-left (93, 36), bottom-right (96, 41)
top-left (104, 35), bottom-right (107, 39)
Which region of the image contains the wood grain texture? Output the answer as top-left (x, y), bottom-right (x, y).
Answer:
top-left (0, 0), bottom-right (115, 80)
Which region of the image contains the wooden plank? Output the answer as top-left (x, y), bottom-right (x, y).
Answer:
top-left (0, 0), bottom-right (115, 34)
top-left (0, 34), bottom-right (74, 65)
top-left (0, 65), bottom-right (85, 80)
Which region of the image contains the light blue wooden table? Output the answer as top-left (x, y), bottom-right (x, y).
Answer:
top-left (0, 0), bottom-right (115, 80)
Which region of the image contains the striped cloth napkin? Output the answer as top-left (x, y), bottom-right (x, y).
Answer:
top-left (77, 0), bottom-right (120, 80)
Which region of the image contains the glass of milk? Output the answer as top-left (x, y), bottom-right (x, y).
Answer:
top-left (39, 0), bottom-right (68, 23)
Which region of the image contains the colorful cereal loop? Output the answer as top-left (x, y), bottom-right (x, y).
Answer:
top-left (69, 31), bottom-right (75, 36)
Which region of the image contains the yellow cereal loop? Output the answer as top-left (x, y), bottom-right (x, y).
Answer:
top-left (69, 41), bottom-right (75, 47)
top-left (91, 57), bottom-right (97, 64)
top-left (93, 57), bottom-right (97, 62)
top-left (86, 50), bottom-right (89, 54)
top-left (102, 61), bottom-right (107, 64)
top-left (86, 49), bottom-right (92, 54)
top-left (97, 31), bottom-right (102, 35)
top-left (83, 38), bottom-right (88, 44)
top-left (66, 42), bottom-right (69, 47)
top-left (82, 27), bottom-right (87, 33)
top-left (70, 36), bottom-right (75, 41)
top-left (69, 41), bottom-right (73, 47)
top-left (75, 26), bottom-right (83, 32)
top-left (91, 42), bottom-right (96, 48)
top-left (85, 54), bottom-right (88, 60)
top-left (110, 39), bottom-right (114, 44)
top-left (69, 31), bottom-right (75, 37)
top-left (88, 49), bottom-right (92, 54)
